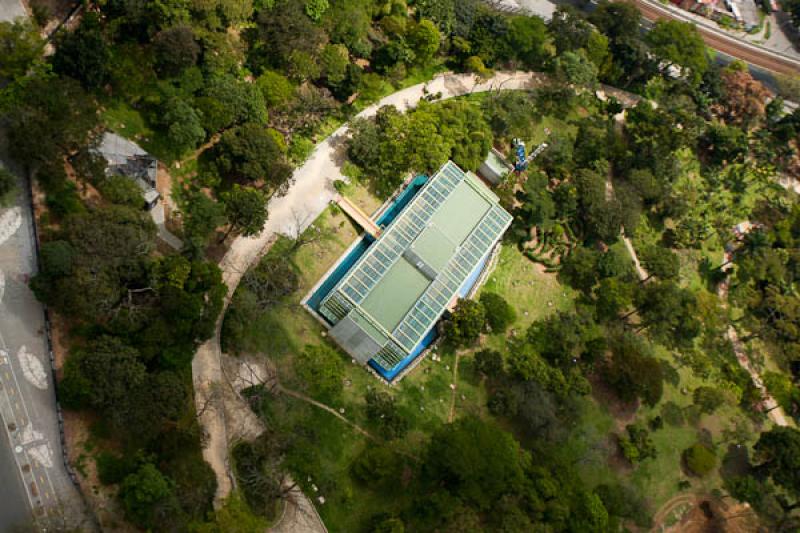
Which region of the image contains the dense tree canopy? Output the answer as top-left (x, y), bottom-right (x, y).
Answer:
top-left (646, 21), bottom-right (708, 85)
top-left (0, 19), bottom-right (43, 83)
top-left (212, 123), bottom-right (293, 191)
top-left (11, 1), bottom-right (799, 530)
top-left (348, 100), bottom-right (492, 196)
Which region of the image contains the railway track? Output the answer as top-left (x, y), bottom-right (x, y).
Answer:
top-left (633, 0), bottom-right (800, 75)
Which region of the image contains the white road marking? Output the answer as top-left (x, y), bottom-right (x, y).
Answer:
top-left (18, 346), bottom-right (48, 390)
top-left (0, 207), bottom-right (22, 247)
top-left (0, 268), bottom-right (5, 303)
top-left (19, 424), bottom-right (44, 445)
top-left (0, 333), bottom-right (59, 514)
top-left (29, 444), bottom-right (53, 469)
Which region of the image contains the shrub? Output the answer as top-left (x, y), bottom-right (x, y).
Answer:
top-left (479, 292), bottom-right (516, 333)
top-left (443, 298), bottom-right (486, 348)
top-left (474, 349), bottom-right (504, 378)
top-left (46, 181), bottom-right (85, 218)
top-left (684, 443), bottom-right (716, 476)
top-left (693, 386), bottom-right (727, 414)
top-left (294, 344), bottom-right (345, 400)
top-left (0, 167), bottom-right (15, 200)
top-left (98, 175), bottom-right (143, 207)
top-left (96, 451), bottom-right (138, 485)
top-left (119, 463), bottom-right (175, 529)
top-left (488, 389), bottom-right (519, 417)
top-left (618, 423), bottom-right (656, 464)
top-left (350, 447), bottom-right (403, 488)
top-left (365, 389), bottom-right (408, 439)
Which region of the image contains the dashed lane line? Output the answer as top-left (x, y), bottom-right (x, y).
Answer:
top-left (0, 332), bottom-right (58, 520)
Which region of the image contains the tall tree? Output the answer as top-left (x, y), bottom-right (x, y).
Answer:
top-left (507, 15), bottom-right (551, 68)
top-left (153, 25), bottom-right (200, 76)
top-left (635, 281), bottom-right (701, 349)
top-left (6, 75), bottom-right (100, 168)
top-left (212, 123), bottom-right (293, 192)
top-left (604, 332), bottom-right (664, 406)
top-left (407, 19), bottom-right (441, 65)
top-left (0, 19), bottom-right (43, 83)
top-left (52, 12), bottom-right (111, 89)
top-left (120, 463), bottom-right (177, 530)
top-left (715, 69), bottom-right (771, 130)
top-left (646, 20), bottom-right (708, 85)
top-left (754, 427), bottom-right (800, 498)
top-left (640, 245), bottom-right (680, 281)
top-left (444, 298), bottom-right (486, 347)
top-left (221, 185), bottom-right (268, 240)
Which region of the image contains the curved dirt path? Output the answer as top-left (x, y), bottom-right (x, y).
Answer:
top-left (652, 493), bottom-right (698, 532)
top-left (193, 70), bottom-right (547, 508)
top-left (717, 227), bottom-right (792, 428)
top-left (277, 385), bottom-right (376, 441)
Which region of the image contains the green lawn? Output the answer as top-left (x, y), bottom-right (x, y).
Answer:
top-left (101, 101), bottom-right (176, 163)
top-left (481, 243), bottom-right (575, 333)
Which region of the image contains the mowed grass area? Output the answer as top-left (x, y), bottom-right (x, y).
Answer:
top-left (480, 244), bottom-right (575, 332)
top-left (101, 101), bottom-right (177, 163)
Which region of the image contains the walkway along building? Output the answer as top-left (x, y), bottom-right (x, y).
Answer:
top-left (304, 161), bottom-right (512, 382)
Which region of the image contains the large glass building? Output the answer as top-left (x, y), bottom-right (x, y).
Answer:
top-left (312, 160), bottom-right (512, 381)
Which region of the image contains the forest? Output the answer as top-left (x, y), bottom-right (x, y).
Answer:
top-left (0, 0), bottom-right (799, 531)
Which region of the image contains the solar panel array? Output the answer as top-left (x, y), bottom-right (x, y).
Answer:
top-left (319, 161), bottom-right (512, 371)
top-left (331, 162), bottom-right (464, 307)
top-left (392, 204), bottom-right (512, 351)
top-left (373, 341), bottom-right (407, 369)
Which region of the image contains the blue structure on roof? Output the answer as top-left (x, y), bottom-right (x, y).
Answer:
top-left (512, 138), bottom-right (548, 172)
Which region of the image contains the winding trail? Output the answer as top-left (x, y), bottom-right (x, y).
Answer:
top-left (717, 225), bottom-right (792, 428)
top-left (193, 71), bottom-right (547, 509)
top-left (622, 228), bottom-right (649, 282)
top-left (277, 385), bottom-right (376, 441)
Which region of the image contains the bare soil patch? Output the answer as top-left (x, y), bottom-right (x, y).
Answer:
top-left (652, 494), bottom-right (760, 533)
top-left (589, 373), bottom-right (638, 430)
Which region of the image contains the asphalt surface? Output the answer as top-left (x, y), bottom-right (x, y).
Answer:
top-left (634, 0), bottom-right (800, 75)
top-left (0, 0), bottom-right (26, 21)
top-left (0, 160), bottom-right (89, 530)
top-left (0, 409), bottom-right (28, 529)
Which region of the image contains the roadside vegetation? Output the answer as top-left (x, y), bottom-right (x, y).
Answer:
top-left (1, 0), bottom-right (799, 531)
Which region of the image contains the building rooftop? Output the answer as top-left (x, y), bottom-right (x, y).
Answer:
top-left (96, 132), bottom-right (158, 188)
top-left (318, 161), bottom-right (512, 374)
top-left (484, 149), bottom-right (512, 177)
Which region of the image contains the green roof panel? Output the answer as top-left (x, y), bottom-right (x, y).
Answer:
top-left (318, 160), bottom-right (513, 370)
top-left (361, 258), bottom-right (429, 331)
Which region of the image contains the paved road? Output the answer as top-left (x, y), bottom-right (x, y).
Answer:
top-left (0, 0), bottom-right (26, 21)
top-left (0, 405), bottom-right (28, 529)
top-left (0, 159), bottom-right (89, 530)
top-left (633, 0), bottom-right (800, 74)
